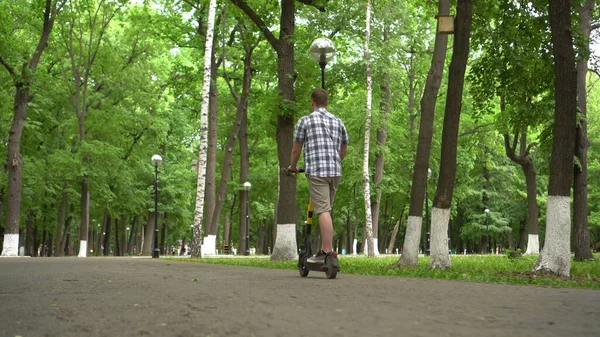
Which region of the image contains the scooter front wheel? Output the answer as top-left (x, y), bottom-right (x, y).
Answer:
top-left (298, 256), bottom-right (309, 277)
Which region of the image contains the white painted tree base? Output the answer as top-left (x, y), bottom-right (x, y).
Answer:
top-left (362, 238), bottom-right (380, 255)
top-left (78, 240), bottom-right (88, 258)
top-left (270, 224), bottom-right (298, 260)
top-left (201, 235), bottom-right (217, 256)
top-left (430, 207), bottom-right (451, 269)
top-left (533, 196), bottom-right (571, 276)
top-left (1, 234), bottom-right (19, 257)
top-left (398, 216), bottom-right (422, 266)
top-left (352, 239), bottom-right (357, 255)
top-left (525, 234), bottom-right (539, 255)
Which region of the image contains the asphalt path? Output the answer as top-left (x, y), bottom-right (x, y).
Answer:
top-left (0, 257), bottom-right (598, 337)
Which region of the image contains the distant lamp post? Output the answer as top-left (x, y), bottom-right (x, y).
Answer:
top-left (243, 181), bottom-right (252, 256)
top-left (436, 15), bottom-right (455, 34)
top-left (310, 37), bottom-right (336, 89)
top-left (151, 154), bottom-right (163, 258)
top-left (484, 208), bottom-right (490, 254)
top-left (425, 168), bottom-right (432, 256)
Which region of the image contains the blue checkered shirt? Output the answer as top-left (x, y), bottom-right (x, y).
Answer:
top-left (294, 108), bottom-right (349, 177)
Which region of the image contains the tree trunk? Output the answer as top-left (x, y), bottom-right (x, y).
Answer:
top-left (370, 59), bottom-right (391, 256)
top-left (1, 0), bottom-right (57, 257)
top-left (25, 216), bottom-right (34, 257)
top-left (209, 42), bottom-right (255, 255)
top-left (572, 0), bottom-right (594, 261)
top-left (158, 213), bottom-right (166, 255)
top-left (103, 212), bottom-right (111, 256)
top-left (271, 1), bottom-right (299, 261)
top-left (362, 0), bottom-right (375, 258)
top-left (533, 0), bottom-right (578, 276)
top-left (397, 0), bottom-right (450, 267)
top-left (191, 0), bottom-right (217, 258)
top-left (127, 216), bottom-right (138, 255)
top-left (54, 190), bottom-right (67, 256)
top-left (62, 212), bottom-right (72, 256)
top-left (142, 213), bottom-right (155, 256)
top-left (78, 181), bottom-right (90, 257)
top-left (204, 33), bottom-right (219, 239)
top-left (239, 99), bottom-right (250, 255)
top-left (503, 128), bottom-right (540, 254)
top-left (120, 216), bottom-right (127, 255)
top-left (430, 0), bottom-right (472, 269)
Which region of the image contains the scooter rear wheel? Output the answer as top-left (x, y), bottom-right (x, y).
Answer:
top-left (325, 254), bottom-right (338, 279)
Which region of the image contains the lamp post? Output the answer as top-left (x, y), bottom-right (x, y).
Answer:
top-left (484, 208), bottom-right (490, 254)
top-left (310, 37), bottom-right (335, 89)
top-left (151, 154), bottom-right (163, 258)
top-left (425, 168), bottom-right (432, 256)
top-left (243, 182), bottom-right (251, 256)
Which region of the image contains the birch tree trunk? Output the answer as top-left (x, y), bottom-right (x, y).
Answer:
top-left (362, 0), bottom-right (375, 257)
top-left (430, 0), bottom-right (472, 270)
top-left (572, 0), bottom-right (595, 261)
top-left (191, 0), bottom-right (217, 258)
top-left (397, 0), bottom-right (450, 266)
top-left (0, 0), bottom-right (59, 257)
top-left (533, 0), bottom-right (578, 276)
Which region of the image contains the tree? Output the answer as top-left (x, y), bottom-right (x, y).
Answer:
top-left (503, 130), bottom-right (539, 254)
top-left (230, 0), bottom-right (325, 260)
top-left (573, 0), bottom-right (595, 261)
top-left (397, 0), bottom-right (450, 266)
top-left (191, 0), bottom-right (218, 258)
top-left (362, 0), bottom-right (375, 257)
top-left (430, 0), bottom-right (472, 269)
top-left (0, 0), bottom-right (62, 257)
top-left (533, 0), bottom-right (578, 276)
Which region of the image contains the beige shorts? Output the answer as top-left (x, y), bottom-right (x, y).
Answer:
top-left (307, 175), bottom-right (340, 215)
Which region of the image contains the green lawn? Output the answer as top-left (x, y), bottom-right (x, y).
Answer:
top-left (181, 253), bottom-right (600, 289)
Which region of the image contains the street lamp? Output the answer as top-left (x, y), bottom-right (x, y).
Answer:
top-left (151, 154), bottom-right (163, 258)
top-left (310, 37), bottom-right (335, 89)
top-left (243, 181), bottom-right (251, 256)
top-left (484, 208), bottom-right (490, 254)
top-left (425, 168), bottom-right (432, 256)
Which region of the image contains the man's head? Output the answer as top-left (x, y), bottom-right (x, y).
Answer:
top-left (311, 88), bottom-right (328, 109)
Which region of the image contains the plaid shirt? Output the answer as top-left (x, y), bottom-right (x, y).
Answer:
top-left (294, 108), bottom-right (349, 177)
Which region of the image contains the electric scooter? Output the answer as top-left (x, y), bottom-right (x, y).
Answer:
top-left (293, 169), bottom-right (340, 279)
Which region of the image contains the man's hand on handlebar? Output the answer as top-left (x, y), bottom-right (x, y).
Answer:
top-left (287, 166), bottom-right (299, 173)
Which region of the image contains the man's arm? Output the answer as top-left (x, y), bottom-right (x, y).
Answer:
top-left (289, 141), bottom-right (304, 171)
top-left (340, 143), bottom-right (347, 161)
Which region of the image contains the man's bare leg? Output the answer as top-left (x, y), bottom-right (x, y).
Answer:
top-left (319, 211), bottom-right (334, 252)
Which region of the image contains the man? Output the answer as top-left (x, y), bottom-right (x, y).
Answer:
top-left (289, 88), bottom-right (349, 262)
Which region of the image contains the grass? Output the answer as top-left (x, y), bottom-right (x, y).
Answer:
top-left (179, 253), bottom-right (600, 289)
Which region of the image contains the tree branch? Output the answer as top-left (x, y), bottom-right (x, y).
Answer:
top-left (591, 23), bottom-right (599, 31)
top-left (296, 0), bottom-right (326, 12)
top-left (0, 55), bottom-right (16, 79)
top-left (229, 0), bottom-right (280, 52)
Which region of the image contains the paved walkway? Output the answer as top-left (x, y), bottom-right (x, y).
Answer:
top-left (0, 258), bottom-right (598, 337)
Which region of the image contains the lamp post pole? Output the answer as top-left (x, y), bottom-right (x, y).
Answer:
top-left (320, 55), bottom-right (326, 89)
top-left (151, 155), bottom-right (162, 259)
top-left (244, 182), bottom-right (251, 256)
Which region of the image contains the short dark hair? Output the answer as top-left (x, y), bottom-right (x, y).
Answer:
top-left (311, 88), bottom-right (328, 106)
